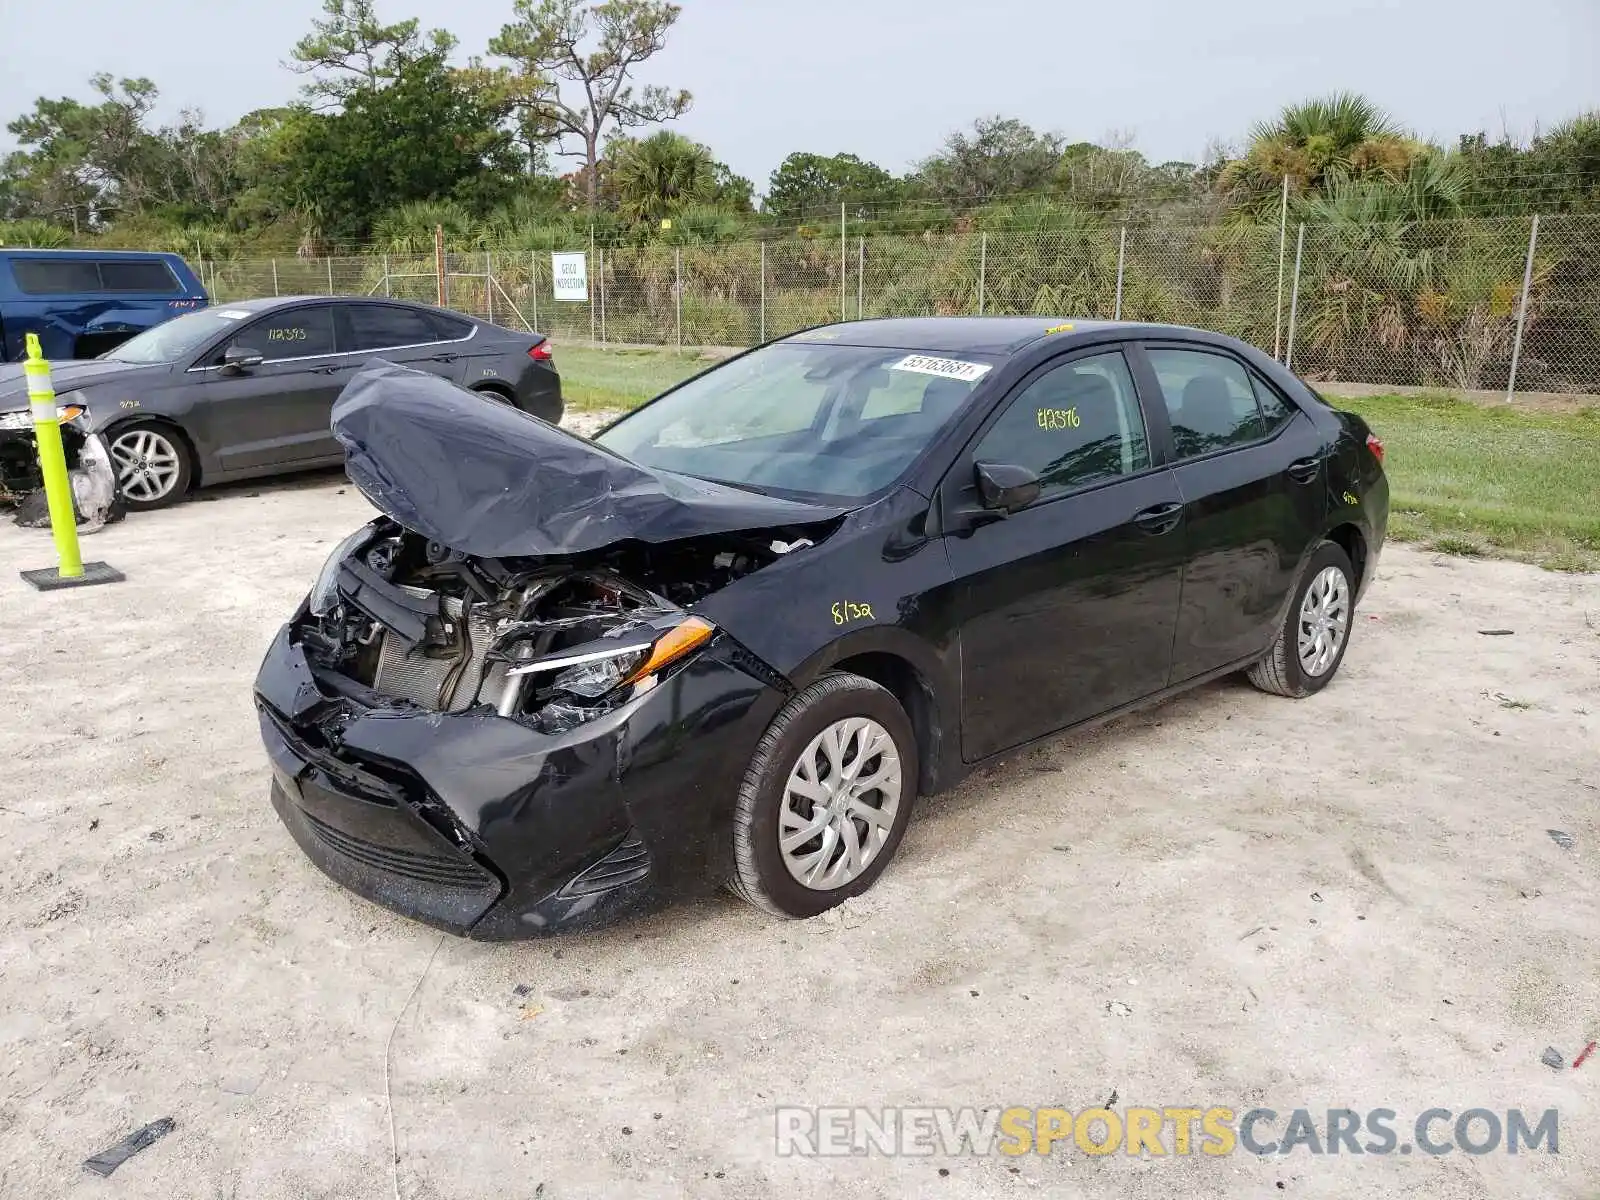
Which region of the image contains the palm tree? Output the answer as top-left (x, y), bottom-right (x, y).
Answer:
top-left (1221, 92), bottom-right (1420, 216)
top-left (0, 219), bottom-right (73, 248)
top-left (611, 132), bottom-right (716, 227)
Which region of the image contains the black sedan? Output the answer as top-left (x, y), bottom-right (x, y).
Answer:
top-left (256, 317), bottom-right (1388, 938)
top-left (0, 296), bottom-right (562, 511)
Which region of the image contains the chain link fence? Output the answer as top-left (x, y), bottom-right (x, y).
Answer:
top-left (198, 214), bottom-right (1600, 396)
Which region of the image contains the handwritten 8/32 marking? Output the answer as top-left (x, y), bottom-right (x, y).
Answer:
top-left (1037, 407), bottom-right (1080, 430)
top-left (831, 602), bottom-right (875, 626)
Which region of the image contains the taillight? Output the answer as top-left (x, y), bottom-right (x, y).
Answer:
top-left (1366, 433), bottom-right (1384, 464)
top-left (529, 341), bottom-right (552, 362)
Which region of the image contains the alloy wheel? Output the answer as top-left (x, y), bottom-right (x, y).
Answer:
top-left (779, 717), bottom-right (904, 891)
top-left (1297, 565), bottom-right (1350, 677)
top-left (110, 429), bottom-right (183, 504)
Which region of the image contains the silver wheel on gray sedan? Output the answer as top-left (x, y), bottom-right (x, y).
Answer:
top-left (1297, 564), bottom-right (1350, 677)
top-left (779, 716), bottom-right (903, 890)
top-left (110, 427), bottom-right (185, 507)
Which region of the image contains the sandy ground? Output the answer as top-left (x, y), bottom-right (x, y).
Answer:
top-left (0, 440), bottom-right (1596, 1199)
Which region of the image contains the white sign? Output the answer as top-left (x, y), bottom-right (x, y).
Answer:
top-left (552, 252), bottom-right (589, 302)
top-left (889, 354), bottom-right (992, 383)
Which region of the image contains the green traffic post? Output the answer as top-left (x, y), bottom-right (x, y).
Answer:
top-left (18, 333), bottom-right (124, 591)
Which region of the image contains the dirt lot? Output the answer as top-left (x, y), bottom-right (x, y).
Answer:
top-left (1, 452), bottom-right (1596, 1199)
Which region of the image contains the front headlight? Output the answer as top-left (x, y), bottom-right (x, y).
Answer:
top-left (308, 525), bottom-right (377, 616)
top-left (0, 391), bottom-right (90, 431)
top-left (510, 616), bottom-right (716, 698)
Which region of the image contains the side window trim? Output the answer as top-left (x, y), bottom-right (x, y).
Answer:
top-left (940, 343), bottom-right (1161, 515)
top-left (188, 308), bottom-right (478, 371)
top-left (1131, 340), bottom-right (1297, 464)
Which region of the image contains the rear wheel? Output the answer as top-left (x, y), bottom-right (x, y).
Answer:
top-left (730, 673), bottom-right (918, 918)
top-left (109, 420), bottom-right (192, 511)
top-left (1247, 541), bottom-right (1355, 697)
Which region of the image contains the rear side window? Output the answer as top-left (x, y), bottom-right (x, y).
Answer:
top-left (1145, 347), bottom-right (1268, 458)
top-left (11, 259), bottom-right (102, 295)
top-left (972, 350), bottom-right (1150, 502)
top-left (9, 257), bottom-right (180, 295)
top-left (429, 312), bottom-right (473, 340)
top-left (342, 304), bottom-right (440, 352)
top-left (1250, 373), bottom-right (1296, 434)
top-left (231, 307), bottom-right (337, 361)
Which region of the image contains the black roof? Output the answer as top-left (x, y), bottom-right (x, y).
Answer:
top-left (780, 316), bottom-right (1218, 355)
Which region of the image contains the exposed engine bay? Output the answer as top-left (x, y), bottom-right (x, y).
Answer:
top-left (0, 421), bottom-right (123, 532)
top-left (298, 520), bottom-right (817, 734)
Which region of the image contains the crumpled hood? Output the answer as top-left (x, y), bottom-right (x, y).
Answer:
top-left (0, 359), bottom-right (161, 406)
top-left (331, 360), bottom-right (847, 558)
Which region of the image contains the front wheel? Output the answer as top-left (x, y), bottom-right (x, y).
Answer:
top-left (729, 672), bottom-right (919, 918)
top-left (1247, 541), bottom-right (1356, 698)
top-left (109, 420), bottom-right (192, 511)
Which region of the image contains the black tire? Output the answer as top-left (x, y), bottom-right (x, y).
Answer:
top-left (1247, 540), bottom-right (1356, 698)
top-left (729, 672), bottom-right (919, 918)
top-left (107, 419), bottom-right (193, 511)
top-left (473, 384), bottom-right (515, 406)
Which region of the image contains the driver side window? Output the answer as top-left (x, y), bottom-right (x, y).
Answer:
top-left (226, 307), bottom-right (337, 363)
top-left (972, 350), bottom-right (1150, 504)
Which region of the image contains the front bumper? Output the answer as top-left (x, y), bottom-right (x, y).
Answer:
top-left (255, 624), bottom-right (785, 938)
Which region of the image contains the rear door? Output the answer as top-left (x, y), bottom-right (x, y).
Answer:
top-left (1130, 342), bottom-right (1327, 684)
top-left (941, 345), bottom-right (1187, 761)
top-left (193, 304), bottom-right (348, 472)
top-left (335, 302), bottom-right (460, 380)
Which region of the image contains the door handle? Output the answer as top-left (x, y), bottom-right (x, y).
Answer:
top-left (1133, 501), bottom-right (1184, 536)
top-left (431, 353), bottom-right (460, 363)
top-left (1288, 456), bottom-right (1322, 483)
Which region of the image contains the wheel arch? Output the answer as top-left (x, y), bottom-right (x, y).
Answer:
top-left (103, 413), bottom-right (202, 490)
top-left (1323, 521), bottom-right (1369, 591)
top-left (470, 381), bottom-right (516, 404)
top-left (825, 648), bottom-right (951, 797)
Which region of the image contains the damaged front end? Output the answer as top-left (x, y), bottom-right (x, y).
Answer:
top-left (299, 518), bottom-right (805, 734)
top-left (258, 361), bottom-right (841, 936)
top-left (0, 407), bottom-right (123, 532)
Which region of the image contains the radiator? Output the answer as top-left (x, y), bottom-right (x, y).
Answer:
top-left (373, 587), bottom-right (509, 712)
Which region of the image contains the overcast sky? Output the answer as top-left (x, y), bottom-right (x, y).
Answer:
top-left (4, 0), bottom-right (1597, 190)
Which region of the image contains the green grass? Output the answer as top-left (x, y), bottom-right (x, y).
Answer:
top-left (554, 347), bottom-right (1600, 572)
top-left (555, 345), bottom-right (715, 412)
top-left (1340, 394), bottom-right (1600, 571)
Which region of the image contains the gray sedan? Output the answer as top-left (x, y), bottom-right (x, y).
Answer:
top-left (0, 296), bottom-right (563, 510)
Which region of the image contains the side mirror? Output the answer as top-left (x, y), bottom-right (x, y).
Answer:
top-left (974, 461), bottom-right (1040, 514)
top-left (221, 346), bottom-right (264, 375)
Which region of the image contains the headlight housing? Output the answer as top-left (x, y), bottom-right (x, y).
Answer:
top-left (0, 392), bottom-right (89, 431)
top-left (308, 524), bottom-right (378, 616)
top-left (510, 616), bottom-right (716, 700)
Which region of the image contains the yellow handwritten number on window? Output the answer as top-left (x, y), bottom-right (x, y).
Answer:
top-left (1036, 407), bottom-right (1080, 430)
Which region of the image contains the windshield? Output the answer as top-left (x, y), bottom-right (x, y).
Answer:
top-left (104, 308), bottom-right (246, 365)
top-left (595, 342), bottom-right (995, 501)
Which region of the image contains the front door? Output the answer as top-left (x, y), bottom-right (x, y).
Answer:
top-left (196, 304), bottom-right (348, 473)
top-left (942, 347), bottom-right (1187, 762)
top-left (1132, 344), bottom-right (1328, 683)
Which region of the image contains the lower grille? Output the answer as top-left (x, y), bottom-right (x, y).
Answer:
top-left (303, 810), bottom-right (494, 890)
top-left (373, 587), bottom-right (508, 712)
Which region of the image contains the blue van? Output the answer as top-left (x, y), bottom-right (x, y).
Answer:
top-left (0, 249), bottom-right (208, 363)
